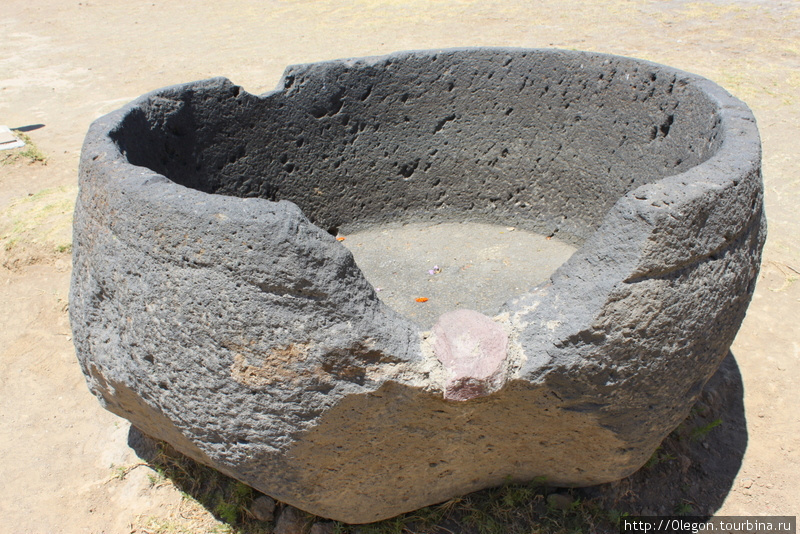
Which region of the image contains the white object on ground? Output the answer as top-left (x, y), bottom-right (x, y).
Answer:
top-left (0, 126), bottom-right (25, 150)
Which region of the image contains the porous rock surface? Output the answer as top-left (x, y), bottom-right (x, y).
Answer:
top-left (70, 48), bottom-right (765, 523)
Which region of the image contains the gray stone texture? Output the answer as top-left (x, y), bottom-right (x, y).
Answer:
top-left (70, 48), bottom-right (765, 523)
top-left (251, 495), bottom-right (277, 523)
top-left (273, 506), bottom-right (307, 534)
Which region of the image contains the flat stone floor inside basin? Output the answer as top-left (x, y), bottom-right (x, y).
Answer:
top-left (340, 221), bottom-right (577, 329)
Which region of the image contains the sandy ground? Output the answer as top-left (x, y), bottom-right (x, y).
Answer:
top-left (1, 1), bottom-right (798, 532)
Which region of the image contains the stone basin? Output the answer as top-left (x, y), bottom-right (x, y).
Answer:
top-left (70, 48), bottom-right (765, 523)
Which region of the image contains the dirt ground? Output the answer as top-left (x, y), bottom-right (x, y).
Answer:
top-left (1, 1), bottom-right (798, 532)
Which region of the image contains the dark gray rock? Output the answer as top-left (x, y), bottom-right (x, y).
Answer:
top-left (309, 522), bottom-right (336, 534)
top-left (251, 495), bottom-right (276, 523)
top-left (274, 506), bottom-right (307, 534)
top-left (70, 48), bottom-right (765, 523)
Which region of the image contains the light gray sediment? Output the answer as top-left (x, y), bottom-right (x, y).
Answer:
top-left (340, 221), bottom-right (576, 328)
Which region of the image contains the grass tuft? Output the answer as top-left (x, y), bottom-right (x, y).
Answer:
top-left (691, 418), bottom-right (722, 442)
top-left (1, 132), bottom-right (48, 165)
top-left (644, 446), bottom-right (676, 469)
top-left (142, 441), bottom-right (271, 533)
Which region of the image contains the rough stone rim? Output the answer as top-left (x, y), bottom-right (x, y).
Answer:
top-left (80, 47), bottom-right (761, 335)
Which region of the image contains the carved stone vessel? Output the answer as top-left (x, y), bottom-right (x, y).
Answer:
top-left (70, 48), bottom-right (765, 523)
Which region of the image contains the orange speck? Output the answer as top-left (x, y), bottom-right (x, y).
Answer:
top-left (546, 236), bottom-right (552, 240)
top-left (415, 297), bottom-right (429, 303)
top-left (336, 236), bottom-right (346, 241)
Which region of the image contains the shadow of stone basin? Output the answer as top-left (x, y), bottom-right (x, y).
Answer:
top-left (70, 48), bottom-right (765, 523)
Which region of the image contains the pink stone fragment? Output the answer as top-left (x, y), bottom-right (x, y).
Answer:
top-left (432, 309), bottom-right (509, 401)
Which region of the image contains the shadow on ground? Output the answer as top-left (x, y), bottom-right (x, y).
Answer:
top-left (583, 352), bottom-right (747, 516)
top-left (129, 352), bottom-right (747, 533)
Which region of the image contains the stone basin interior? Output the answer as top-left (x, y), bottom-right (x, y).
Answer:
top-left (110, 51), bottom-right (723, 324)
top-left (341, 222), bottom-right (576, 327)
